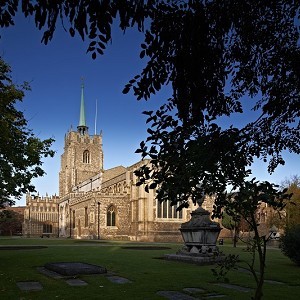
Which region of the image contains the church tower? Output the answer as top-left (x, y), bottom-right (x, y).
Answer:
top-left (59, 83), bottom-right (103, 197)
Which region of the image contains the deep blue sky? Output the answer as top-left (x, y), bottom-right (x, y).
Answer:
top-left (1, 13), bottom-right (299, 206)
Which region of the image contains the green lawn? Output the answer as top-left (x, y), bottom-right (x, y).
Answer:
top-left (0, 237), bottom-right (299, 299)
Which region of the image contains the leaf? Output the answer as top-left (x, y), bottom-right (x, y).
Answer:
top-left (122, 85), bottom-right (131, 94)
top-left (140, 50), bottom-right (146, 59)
top-left (149, 182), bottom-right (157, 189)
top-left (142, 110), bottom-right (153, 116)
top-left (97, 48), bottom-right (104, 55)
top-left (99, 35), bottom-right (107, 43)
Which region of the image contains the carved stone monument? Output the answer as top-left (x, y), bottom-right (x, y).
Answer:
top-left (165, 197), bottom-right (223, 265)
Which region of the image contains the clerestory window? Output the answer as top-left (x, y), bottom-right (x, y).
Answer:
top-left (157, 200), bottom-right (183, 219)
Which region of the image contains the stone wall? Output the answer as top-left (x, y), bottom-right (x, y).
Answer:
top-left (23, 194), bottom-right (59, 237)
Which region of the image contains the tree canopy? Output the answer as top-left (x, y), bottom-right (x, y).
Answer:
top-left (1, 1), bottom-right (299, 207)
top-left (0, 58), bottom-right (54, 207)
top-left (0, 209), bottom-right (23, 235)
top-left (281, 175), bottom-right (300, 227)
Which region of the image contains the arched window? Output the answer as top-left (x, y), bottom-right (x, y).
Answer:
top-left (107, 205), bottom-right (116, 226)
top-left (83, 150), bottom-right (90, 163)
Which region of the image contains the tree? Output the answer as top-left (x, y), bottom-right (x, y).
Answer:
top-left (222, 212), bottom-right (243, 247)
top-left (281, 175), bottom-right (300, 227)
top-left (0, 209), bottom-right (23, 235)
top-left (216, 180), bottom-right (291, 300)
top-left (0, 58), bottom-right (54, 207)
top-left (0, 2), bottom-right (298, 198)
top-left (280, 224), bottom-right (300, 266)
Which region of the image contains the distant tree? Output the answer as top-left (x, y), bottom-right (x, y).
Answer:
top-left (281, 175), bottom-right (300, 227)
top-left (0, 58), bottom-right (54, 207)
top-left (0, 209), bottom-right (23, 236)
top-left (280, 224), bottom-right (300, 266)
top-left (221, 211), bottom-right (240, 247)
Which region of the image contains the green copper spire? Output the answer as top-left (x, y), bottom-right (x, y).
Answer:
top-left (77, 80), bottom-right (88, 135)
top-left (79, 82), bottom-right (86, 126)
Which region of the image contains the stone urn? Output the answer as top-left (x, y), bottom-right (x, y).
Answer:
top-left (179, 197), bottom-right (221, 256)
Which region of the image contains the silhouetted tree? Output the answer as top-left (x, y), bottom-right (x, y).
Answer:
top-left (0, 58), bottom-right (54, 206)
top-left (1, 2), bottom-right (299, 200)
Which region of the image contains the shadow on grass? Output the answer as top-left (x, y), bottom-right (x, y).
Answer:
top-left (121, 246), bottom-right (171, 250)
top-left (0, 246), bottom-right (48, 250)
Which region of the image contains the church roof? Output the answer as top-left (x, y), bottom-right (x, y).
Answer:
top-left (102, 166), bottom-right (126, 183)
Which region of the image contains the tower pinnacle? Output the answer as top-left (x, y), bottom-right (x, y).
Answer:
top-left (77, 79), bottom-right (88, 135)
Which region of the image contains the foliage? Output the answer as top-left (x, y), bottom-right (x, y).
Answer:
top-left (214, 179), bottom-right (292, 300)
top-left (281, 175), bottom-right (300, 227)
top-left (0, 1), bottom-right (298, 202)
top-left (0, 209), bottom-right (23, 235)
top-left (0, 58), bottom-right (54, 206)
top-left (280, 225), bottom-right (300, 266)
top-left (0, 2), bottom-right (299, 187)
top-left (221, 211), bottom-right (241, 247)
top-left (211, 253), bottom-right (239, 283)
top-left (130, 1), bottom-right (299, 206)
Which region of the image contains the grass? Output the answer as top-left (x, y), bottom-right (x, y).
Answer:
top-left (0, 237), bottom-right (299, 299)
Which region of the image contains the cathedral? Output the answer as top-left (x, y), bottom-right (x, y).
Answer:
top-left (23, 84), bottom-right (213, 242)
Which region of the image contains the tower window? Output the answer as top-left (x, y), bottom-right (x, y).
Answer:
top-left (107, 205), bottom-right (116, 226)
top-left (83, 150), bottom-right (90, 163)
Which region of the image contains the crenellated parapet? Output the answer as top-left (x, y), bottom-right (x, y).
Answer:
top-left (26, 194), bottom-right (59, 205)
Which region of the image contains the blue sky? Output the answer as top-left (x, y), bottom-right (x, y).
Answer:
top-left (1, 13), bottom-right (299, 206)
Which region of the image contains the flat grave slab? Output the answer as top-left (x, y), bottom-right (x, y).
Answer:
top-left (44, 262), bottom-right (107, 276)
top-left (264, 279), bottom-right (285, 285)
top-left (65, 278), bottom-right (88, 286)
top-left (157, 291), bottom-right (199, 300)
top-left (204, 294), bottom-right (226, 299)
top-left (183, 287), bottom-right (206, 294)
top-left (106, 276), bottom-right (132, 284)
top-left (17, 281), bottom-right (43, 291)
top-left (214, 283), bottom-right (252, 292)
top-left (37, 266), bottom-right (64, 279)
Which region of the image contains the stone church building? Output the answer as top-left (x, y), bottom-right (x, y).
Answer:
top-left (24, 84), bottom-right (218, 241)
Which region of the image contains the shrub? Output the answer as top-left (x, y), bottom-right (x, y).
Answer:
top-left (280, 225), bottom-right (300, 266)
